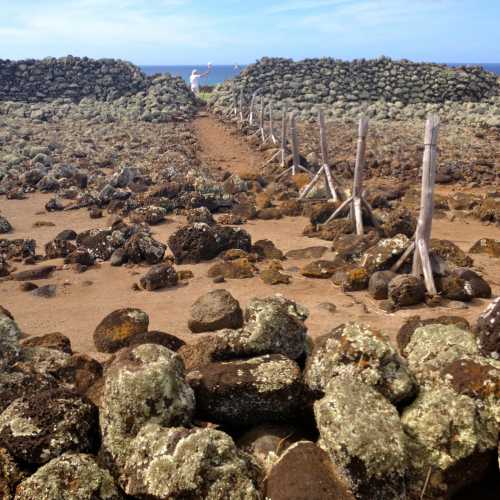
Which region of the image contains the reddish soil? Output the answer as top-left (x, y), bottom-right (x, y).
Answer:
top-left (1, 114), bottom-right (499, 358)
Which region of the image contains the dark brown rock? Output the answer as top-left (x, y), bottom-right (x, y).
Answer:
top-left (285, 246), bottom-right (328, 259)
top-left (139, 262), bottom-right (178, 291)
top-left (388, 274), bottom-right (426, 307)
top-left (368, 270), bottom-right (396, 300)
top-left (301, 259), bottom-right (339, 279)
top-left (207, 258), bottom-right (256, 279)
top-left (0, 447), bottom-right (25, 499)
top-left (188, 289), bottom-right (243, 333)
top-left (475, 297), bottom-right (500, 358)
top-left (124, 232), bottom-right (166, 265)
top-left (469, 238), bottom-right (500, 258)
top-left (126, 330), bottom-right (185, 351)
top-left (430, 239), bottom-right (473, 268)
top-left (64, 248), bottom-right (95, 266)
top-left (453, 268), bottom-right (492, 299)
top-left (21, 332), bottom-right (72, 354)
top-left (264, 441), bottom-right (355, 500)
top-left (94, 308), bottom-right (149, 353)
top-left (11, 265), bottom-right (56, 281)
top-left (252, 239), bottom-right (284, 260)
top-left (341, 267), bottom-right (369, 292)
top-left (260, 268), bottom-right (291, 285)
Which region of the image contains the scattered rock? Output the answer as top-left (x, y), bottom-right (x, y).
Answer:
top-left (475, 297), bottom-right (500, 359)
top-left (469, 238), bottom-right (500, 258)
top-left (368, 270), bottom-right (396, 300)
top-left (11, 265), bottom-right (56, 281)
top-left (31, 284), bottom-right (57, 298)
top-left (361, 234), bottom-right (410, 274)
top-left (388, 274), bottom-right (426, 307)
top-left (94, 308), bottom-right (149, 353)
top-left (124, 232), bottom-right (166, 264)
top-left (139, 262), bottom-right (178, 291)
top-left (341, 267), bottom-right (369, 292)
top-left (21, 332), bottom-right (72, 354)
top-left (188, 289), bottom-right (243, 333)
top-left (260, 268), bottom-right (291, 285)
top-left (207, 258), bottom-right (256, 279)
top-left (430, 239), bottom-right (473, 268)
top-left (0, 216), bottom-right (13, 234)
top-left (285, 246), bottom-right (328, 259)
top-left (252, 239), bottom-right (284, 260)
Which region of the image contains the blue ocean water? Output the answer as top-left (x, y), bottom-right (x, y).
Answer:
top-left (141, 65), bottom-right (244, 85)
top-left (141, 63), bottom-right (500, 85)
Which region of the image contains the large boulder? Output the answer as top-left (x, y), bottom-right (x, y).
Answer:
top-left (0, 313), bottom-right (21, 368)
top-left (304, 323), bottom-right (415, 404)
top-left (14, 453), bottom-right (123, 500)
top-left (120, 424), bottom-right (262, 499)
top-left (401, 384), bottom-right (498, 499)
top-left (189, 354), bottom-right (303, 427)
top-left (264, 441), bottom-right (355, 500)
top-left (99, 344), bottom-right (195, 472)
top-left (388, 274), bottom-right (426, 307)
top-left (94, 308), bottom-right (149, 353)
top-left (0, 388), bottom-right (98, 466)
top-left (314, 374), bottom-right (407, 500)
top-left (188, 289), bottom-right (243, 333)
top-left (475, 297), bottom-right (500, 359)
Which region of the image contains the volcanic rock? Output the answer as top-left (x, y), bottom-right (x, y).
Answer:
top-left (123, 232), bottom-right (166, 264)
top-left (475, 297), bottom-right (500, 359)
top-left (252, 239), bottom-right (284, 260)
top-left (469, 238), bottom-right (500, 258)
top-left (11, 265), bottom-right (56, 281)
top-left (368, 270), bottom-right (396, 299)
top-left (188, 289), bottom-right (243, 333)
top-left (44, 239), bottom-right (76, 259)
top-left (0, 216), bottom-right (12, 234)
top-left (139, 262), bottom-right (178, 291)
top-left (94, 308), bottom-right (149, 353)
top-left (21, 332), bottom-right (72, 354)
top-left (360, 234), bottom-right (410, 274)
top-left (388, 274), bottom-right (426, 307)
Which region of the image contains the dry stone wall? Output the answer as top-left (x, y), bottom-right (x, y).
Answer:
top-left (211, 57), bottom-right (500, 125)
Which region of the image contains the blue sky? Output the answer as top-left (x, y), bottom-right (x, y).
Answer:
top-left (1, 1), bottom-right (499, 64)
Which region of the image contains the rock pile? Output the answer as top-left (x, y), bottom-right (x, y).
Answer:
top-left (210, 57), bottom-right (500, 125)
top-left (2, 294), bottom-right (498, 498)
top-left (0, 56), bottom-right (199, 122)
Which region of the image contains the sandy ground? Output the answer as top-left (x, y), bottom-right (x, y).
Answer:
top-left (1, 115), bottom-right (499, 359)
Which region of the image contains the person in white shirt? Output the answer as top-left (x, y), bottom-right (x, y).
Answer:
top-left (190, 66), bottom-right (211, 95)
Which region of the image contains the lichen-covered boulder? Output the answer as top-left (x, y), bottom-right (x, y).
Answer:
top-left (401, 384), bottom-right (498, 499)
top-left (188, 289), bottom-right (243, 333)
top-left (403, 324), bottom-right (480, 383)
top-left (0, 447), bottom-right (24, 500)
top-left (99, 344), bottom-right (195, 471)
top-left (397, 315), bottom-right (471, 354)
top-left (123, 232), bottom-right (166, 264)
top-left (14, 453), bottom-right (123, 500)
top-left (76, 229), bottom-right (115, 261)
top-left (0, 313), bottom-right (21, 368)
top-left (0, 371), bottom-right (58, 413)
top-left (264, 441), bottom-right (355, 500)
top-left (475, 297), bottom-right (500, 359)
top-left (0, 388), bottom-right (98, 466)
top-left (189, 354), bottom-right (303, 427)
top-left (360, 234), bottom-right (410, 274)
top-left (304, 323), bottom-right (415, 404)
top-left (236, 296), bottom-right (308, 360)
top-left (121, 424), bottom-right (262, 499)
top-left (13, 346), bottom-right (71, 379)
top-left (139, 262), bottom-right (178, 291)
top-left (93, 308), bottom-right (149, 353)
top-left (314, 374), bottom-right (407, 500)
top-left (388, 274), bottom-right (426, 307)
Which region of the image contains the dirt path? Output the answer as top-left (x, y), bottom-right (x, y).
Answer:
top-left (194, 113), bottom-right (267, 176)
top-left (1, 113), bottom-right (499, 358)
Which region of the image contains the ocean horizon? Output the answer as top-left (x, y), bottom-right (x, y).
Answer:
top-left (141, 63), bottom-right (500, 85)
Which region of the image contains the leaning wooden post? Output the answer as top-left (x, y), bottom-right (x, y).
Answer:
top-left (238, 88), bottom-right (244, 123)
top-left (249, 89), bottom-right (260, 126)
top-left (231, 82), bottom-right (237, 116)
top-left (268, 101), bottom-right (277, 144)
top-left (299, 109), bottom-right (339, 201)
top-left (412, 114), bottom-right (439, 295)
top-left (280, 105), bottom-right (288, 167)
top-left (351, 116), bottom-right (369, 235)
top-left (259, 97), bottom-right (266, 142)
top-left (290, 112), bottom-right (300, 175)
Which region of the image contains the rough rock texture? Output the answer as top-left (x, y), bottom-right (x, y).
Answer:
top-left (0, 313), bottom-right (21, 368)
top-left (0, 447), bottom-right (24, 500)
top-left (188, 289), bottom-right (243, 333)
top-left (368, 270), bottom-right (396, 300)
top-left (120, 424), bottom-right (262, 499)
top-left (21, 331), bottom-right (72, 354)
top-left (430, 239), bottom-right (473, 268)
top-left (99, 344), bottom-right (195, 471)
top-left (0, 388), bottom-right (98, 465)
top-left (304, 323), bottom-right (415, 404)
top-left (314, 374), bottom-right (407, 500)
top-left (264, 441), bottom-right (356, 500)
top-left (252, 239), bottom-right (284, 260)
top-left (0, 216), bottom-right (13, 234)
top-left (207, 258), bottom-right (256, 279)
top-left (14, 453), bottom-right (123, 500)
top-left (469, 238), bottom-right (500, 258)
top-left (388, 274), bottom-right (426, 307)
top-left (123, 232), bottom-right (166, 264)
top-left (93, 308), bottom-right (149, 353)
top-left (401, 384), bottom-right (498, 498)
top-left (139, 262), bottom-right (178, 291)
top-left (475, 297), bottom-right (500, 359)
top-left (397, 315), bottom-right (471, 354)
top-left (189, 354), bottom-right (303, 427)
top-left (361, 234), bottom-right (410, 274)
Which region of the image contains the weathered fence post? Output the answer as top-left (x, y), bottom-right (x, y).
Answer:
top-left (238, 88), bottom-right (244, 123)
top-left (299, 109), bottom-right (339, 202)
top-left (249, 89), bottom-right (260, 126)
top-left (268, 101), bottom-right (277, 144)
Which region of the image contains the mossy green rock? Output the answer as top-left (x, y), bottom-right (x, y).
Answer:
top-left (314, 374), bottom-right (407, 499)
top-left (402, 384), bottom-right (498, 498)
top-left (305, 323), bottom-right (416, 404)
top-left (121, 424), bottom-right (262, 499)
top-left (99, 344), bottom-right (195, 472)
top-left (14, 453), bottom-right (123, 500)
top-left (0, 313), bottom-right (21, 369)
